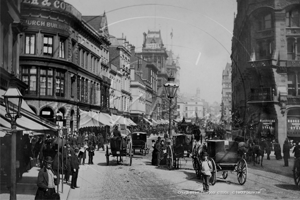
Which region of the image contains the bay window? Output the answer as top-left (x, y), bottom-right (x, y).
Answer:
top-left (43, 35), bottom-right (53, 56)
top-left (22, 66), bottom-right (37, 95)
top-left (40, 68), bottom-right (53, 96)
top-left (56, 70), bottom-right (65, 97)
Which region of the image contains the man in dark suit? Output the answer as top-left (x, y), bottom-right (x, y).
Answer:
top-left (70, 147), bottom-right (80, 189)
top-left (88, 142), bottom-right (95, 164)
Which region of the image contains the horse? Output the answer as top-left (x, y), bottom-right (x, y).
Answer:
top-left (252, 140), bottom-right (266, 167)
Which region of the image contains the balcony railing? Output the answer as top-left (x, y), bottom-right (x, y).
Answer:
top-left (248, 59), bottom-right (275, 68)
top-left (248, 87), bottom-right (274, 103)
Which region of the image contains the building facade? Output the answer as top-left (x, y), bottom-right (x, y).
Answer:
top-left (232, 0), bottom-right (300, 148)
top-left (109, 35), bottom-right (132, 117)
top-left (137, 30), bottom-right (170, 121)
top-left (221, 63), bottom-right (232, 127)
top-left (20, 1), bottom-right (111, 133)
top-left (0, 0), bottom-right (27, 93)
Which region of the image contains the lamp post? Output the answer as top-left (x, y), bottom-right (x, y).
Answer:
top-left (164, 77), bottom-right (179, 139)
top-left (3, 87), bottom-right (23, 200)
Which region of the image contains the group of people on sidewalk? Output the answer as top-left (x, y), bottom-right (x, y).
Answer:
top-left (34, 130), bottom-right (105, 200)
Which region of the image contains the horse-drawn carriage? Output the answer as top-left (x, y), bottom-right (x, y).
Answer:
top-left (131, 132), bottom-right (149, 155)
top-left (192, 140), bottom-right (248, 185)
top-left (106, 135), bottom-right (133, 166)
top-left (165, 133), bottom-right (193, 169)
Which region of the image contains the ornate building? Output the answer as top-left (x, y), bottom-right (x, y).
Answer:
top-left (232, 0), bottom-right (300, 148)
top-left (221, 63), bottom-right (232, 128)
top-left (20, 0), bottom-right (111, 133)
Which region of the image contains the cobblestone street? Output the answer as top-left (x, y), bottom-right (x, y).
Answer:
top-left (67, 148), bottom-right (300, 200)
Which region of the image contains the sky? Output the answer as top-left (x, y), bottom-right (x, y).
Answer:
top-left (65, 0), bottom-right (237, 104)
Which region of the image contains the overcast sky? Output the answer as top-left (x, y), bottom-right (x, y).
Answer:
top-left (65, 0), bottom-right (237, 104)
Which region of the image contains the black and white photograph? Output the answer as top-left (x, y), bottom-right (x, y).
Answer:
top-left (0, 0), bottom-right (300, 199)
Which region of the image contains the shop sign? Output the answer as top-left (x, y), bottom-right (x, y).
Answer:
top-left (22, 0), bottom-right (82, 20)
top-left (260, 119), bottom-right (275, 123)
top-left (42, 111), bottom-right (51, 115)
top-left (25, 18), bottom-right (69, 32)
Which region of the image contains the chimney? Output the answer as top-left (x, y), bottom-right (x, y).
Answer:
top-left (130, 45), bottom-right (135, 55)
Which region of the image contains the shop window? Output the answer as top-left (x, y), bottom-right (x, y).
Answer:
top-left (25, 34), bottom-right (35, 54)
top-left (40, 68), bottom-right (53, 96)
top-left (21, 66), bottom-right (37, 95)
top-left (56, 70), bottom-right (65, 97)
top-left (43, 35), bottom-right (53, 56)
top-left (59, 38), bottom-right (65, 58)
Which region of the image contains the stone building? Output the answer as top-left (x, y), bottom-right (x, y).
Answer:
top-left (108, 35), bottom-right (132, 117)
top-left (232, 0), bottom-right (300, 148)
top-left (221, 63), bottom-right (232, 127)
top-left (19, 1), bottom-right (111, 133)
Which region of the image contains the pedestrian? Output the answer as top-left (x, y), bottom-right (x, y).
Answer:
top-left (97, 133), bottom-right (105, 151)
top-left (265, 138), bottom-right (272, 160)
top-left (35, 156), bottom-right (60, 200)
top-left (88, 142), bottom-right (95, 164)
top-left (70, 147), bottom-right (80, 189)
top-left (78, 141), bottom-right (87, 165)
top-left (154, 137), bottom-right (162, 167)
top-left (283, 139), bottom-right (290, 167)
top-left (63, 144), bottom-right (72, 183)
top-left (201, 152), bottom-right (212, 193)
top-left (273, 139), bottom-right (282, 160)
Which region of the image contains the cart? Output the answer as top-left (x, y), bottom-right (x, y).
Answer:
top-left (167, 134), bottom-right (193, 169)
top-left (193, 140), bottom-right (247, 185)
top-left (106, 136), bottom-right (133, 166)
top-left (206, 140), bottom-right (248, 185)
top-left (132, 132), bottom-right (149, 155)
top-left (294, 157), bottom-right (300, 186)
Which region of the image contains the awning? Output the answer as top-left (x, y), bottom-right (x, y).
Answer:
top-left (79, 110), bottom-right (102, 128)
top-left (149, 118), bottom-right (158, 126)
top-left (126, 118), bottom-right (137, 126)
top-left (143, 118), bottom-right (153, 126)
top-left (88, 111), bottom-right (112, 126)
top-left (111, 114), bottom-right (131, 126)
top-left (0, 104), bottom-right (57, 133)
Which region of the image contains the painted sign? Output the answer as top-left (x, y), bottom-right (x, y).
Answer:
top-left (22, 0), bottom-right (82, 20)
top-left (25, 18), bottom-right (69, 33)
top-left (287, 118), bottom-right (300, 137)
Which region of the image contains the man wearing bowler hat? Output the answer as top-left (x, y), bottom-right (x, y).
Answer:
top-left (35, 156), bottom-right (60, 200)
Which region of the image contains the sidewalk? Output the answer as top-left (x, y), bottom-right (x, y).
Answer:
top-left (0, 167), bottom-right (72, 200)
top-left (248, 152), bottom-right (295, 178)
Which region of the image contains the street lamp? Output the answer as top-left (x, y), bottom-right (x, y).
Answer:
top-left (3, 87), bottom-right (23, 200)
top-left (164, 77), bottom-right (179, 139)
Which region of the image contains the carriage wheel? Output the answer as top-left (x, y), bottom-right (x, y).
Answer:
top-left (237, 158), bottom-right (247, 185)
top-left (167, 146), bottom-right (174, 170)
top-left (294, 160), bottom-right (300, 186)
top-left (106, 145), bottom-right (109, 166)
top-left (222, 171), bottom-right (228, 179)
top-left (208, 158), bottom-right (217, 185)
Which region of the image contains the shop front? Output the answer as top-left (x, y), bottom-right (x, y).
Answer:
top-left (259, 119), bottom-right (275, 140)
top-left (287, 108), bottom-right (300, 142)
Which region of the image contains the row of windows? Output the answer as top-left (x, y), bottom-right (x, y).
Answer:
top-left (21, 66), bottom-right (65, 97)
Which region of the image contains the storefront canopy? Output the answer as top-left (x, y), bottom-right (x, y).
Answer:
top-left (111, 114), bottom-right (132, 126)
top-left (0, 90), bottom-right (57, 135)
top-left (79, 110), bottom-right (102, 128)
top-left (88, 111), bottom-right (113, 126)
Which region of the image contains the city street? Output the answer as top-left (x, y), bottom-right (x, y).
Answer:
top-left (67, 148), bottom-right (299, 200)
